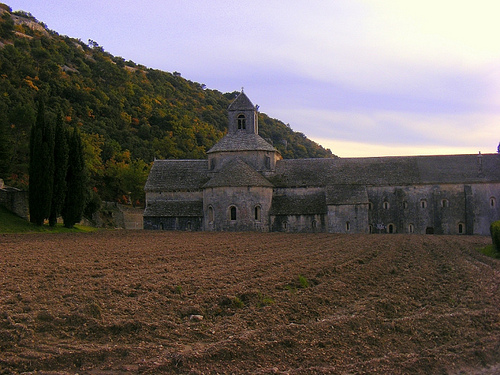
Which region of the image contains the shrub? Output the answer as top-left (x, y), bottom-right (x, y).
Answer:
top-left (490, 221), bottom-right (500, 253)
top-left (298, 275), bottom-right (309, 288)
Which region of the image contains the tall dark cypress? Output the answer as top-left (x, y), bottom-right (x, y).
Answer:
top-left (29, 100), bottom-right (54, 226)
top-left (49, 115), bottom-right (69, 226)
top-left (62, 128), bottom-right (86, 228)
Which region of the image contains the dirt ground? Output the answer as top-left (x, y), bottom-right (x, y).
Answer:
top-left (0, 231), bottom-right (499, 374)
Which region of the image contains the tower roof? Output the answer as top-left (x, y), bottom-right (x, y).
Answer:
top-left (207, 132), bottom-right (277, 154)
top-left (203, 158), bottom-right (273, 188)
top-left (228, 91), bottom-right (255, 111)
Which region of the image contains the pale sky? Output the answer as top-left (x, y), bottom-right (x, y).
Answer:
top-left (7, 0), bottom-right (500, 157)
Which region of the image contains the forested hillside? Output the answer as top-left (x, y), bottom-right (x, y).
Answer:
top-left (0, 4), bottom-right (334, 206)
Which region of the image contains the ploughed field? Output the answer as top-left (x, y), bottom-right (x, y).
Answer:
top-left (0, 231), bottom-right (499, 374)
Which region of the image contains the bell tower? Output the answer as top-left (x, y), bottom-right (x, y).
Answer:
top-left (227, 90), bottom-right (258, 135)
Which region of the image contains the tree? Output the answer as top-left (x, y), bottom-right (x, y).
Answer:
top-left (28, 100), bottom-right (54, 226)
top-left (48, 115), bottom-right (69, 226)
top-left (62, 127), bottom-right (86, 228)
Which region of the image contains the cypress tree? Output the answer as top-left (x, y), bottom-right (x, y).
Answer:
top-left (29, 100), bottom-right (54, 226)
top-left (49, 115), bottom-right (69, 226)
top-left (62, 127), bottom-right (86, 228)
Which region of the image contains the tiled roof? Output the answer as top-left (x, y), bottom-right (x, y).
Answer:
top-left (144, 160), bottom-right (209, 192)
top-left (144, 200), bottom-right (203, 217)
top-left (207, 132), bottom-right (277, 153)
top-left (270, 192), bottom-right (327, 215)
top-left (326, 185), bottom-right (369, 205)
top-left (228, 92), bottom-right (254, 111)
top-left (204, 159), bottom-right (274, 188)
top-left (270, 154), bottom-right (500, 187)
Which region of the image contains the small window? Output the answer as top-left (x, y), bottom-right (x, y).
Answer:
top-left (265, 156), bottom-right (271, 169)
top-left (186, 221), bottom-right (192, 231)
top-left (237, 114), bottom-right (246, 130)
top-left (282, 221), bottom-right (288, 231)
top-left (254, 206), bottom-right (261, 221)
top-left (383, 201), bottom-right (390, 210)
top-left (210, 159), bottom-right (216, 170)
top-left (403, 201), bottom-right (409, 209)
top-left (441, 199), bottom-right (449, 208)
top-left (420, 200), bottom-right (428, 209)
top-left (312, 220), bottom-right (317, 230)
top-left (387, 223), bottom-right (395, 234)
top-left (458, 223), bottom-right (465, 234)
top-left (368, 202), bottom-right (373, 210)
top-left (490, 197), bottom-right (497, 208)
top-left (408, 224), bottom-right (414, 233)
top-left (208, 206), bottom-right (214, 223)
top-left (230, 206), bottom-right (237, 221)
top-left (369, 225), bottom-right (373, 234)
top-left (346, 221), bottom-right (350, 231)
top-left (160, 222), bottom-right (164, 230)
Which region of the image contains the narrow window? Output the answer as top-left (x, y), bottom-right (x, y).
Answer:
top-left (254, 206), bottom-right (261, 221)
top-left (458, 223), bottom-right (465, 234)
top-left (186, 221), bottom-right (192, 231)
top-left (230, 206), bottom-right (237, 221)
top-left (265, 156), bottom-right (271, 169)
top-left (387, 223), bottom-right (394, 234)
top-left (420, 200), bottom-right (427, 209)
top-left (408, 224), bottom-right (414, 233)
top-left (490, 197), bottom-right (497, 208)
top-left (160, 222), bottom-right (164, 230)
top-left (208, 206), bottom-right (214, 223)
top-left (403, 201), bottom-right (409, 209)
top-left (283, 221), bottom-right (288, 231)
top-left (237, 114), bottom-right (246, 130)
top-left (441, 199), bottom-right (449, 208)
top-left (368, 202), bottom-right (373, 210)
top-left (346, 221), bottom-right (350, 231)
top-left (383, 201), bottom-right (390, 210)
top-left (369, 225), bottom-right (373, 234)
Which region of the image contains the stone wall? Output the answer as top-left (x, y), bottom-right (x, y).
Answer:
top-left (0, 180), bottom-right (29, 220)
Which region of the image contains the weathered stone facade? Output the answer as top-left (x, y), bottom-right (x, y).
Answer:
top-left (144, 92), bottom-right (500, 235)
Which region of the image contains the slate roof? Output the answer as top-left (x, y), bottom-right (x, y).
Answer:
top-left (144, 200), bottom-right (203, 217)
top-left (204, 159), bottom-right (274, 188)
top-left (144, 160), bottom-right (209, 192)
top-left (270, 154), bottom-right (500, 187)
top-left (207, 132), bottom-right (277, 153)
top-left (228, 92), bottom-right (255, 111)
top-left (270, 192), bottom-right (327, 215)
top-left (326, 185), bottom-right (369, 205)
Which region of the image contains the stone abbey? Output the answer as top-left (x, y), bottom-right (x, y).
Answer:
top-left (144, 92), bottom-right (500, 235)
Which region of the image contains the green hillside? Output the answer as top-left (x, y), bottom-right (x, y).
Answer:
top-left (0, 4), bottom-right (335, 205)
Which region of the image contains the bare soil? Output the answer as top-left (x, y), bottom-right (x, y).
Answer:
top-left (0, 231), bottom-right (499, 374)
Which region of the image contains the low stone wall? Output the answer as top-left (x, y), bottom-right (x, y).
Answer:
top-left (0, 180), bottom-right (29, 220)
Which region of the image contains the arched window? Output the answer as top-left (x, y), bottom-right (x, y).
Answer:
top-left (458, 222), bottom-right (465, 234)
top-left (346, 221), bottom-right (350, 231)
top-left (408, 224), bottom-right (414, 233)
top-left (208, 206), bottom-right (214, 223)
top-left (403, 201), bottom-right (409, 209)
top-left (490, 197), bottom-right (497, 208)
top-left (368, 202), bottom-right (373, 210)
top-left (254, 206), bottom-right (261, 221)
top-left (237, 114), bottom-right (246, 130)
top-left (160, 222), bottom-right (164, 230)
top-left (383, 201), bottom-right (390, 210)
top-left (230, 206), bottom-right (237, 221)
top-left (186, 221), bottom-right (192, 231)
top-left (312, 220), bottom-right (317, 231)
top-left (282, 221), bottom-right (288, 231)
top-left (420, 199), bottom-right (428, 209)
top-left (387, 223), bottom-right (395, 234)
top-left (369, 225), bottom-right (373, 234)
top-left (441, 199), bottom-right (449, 208)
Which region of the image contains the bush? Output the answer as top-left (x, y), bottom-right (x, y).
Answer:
top-left (490, 221), bottom-right (500, 252)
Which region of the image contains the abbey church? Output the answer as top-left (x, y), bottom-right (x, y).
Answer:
top-left (144, 92), bottom-right (500, 235)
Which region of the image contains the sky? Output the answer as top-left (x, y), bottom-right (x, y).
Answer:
top-left (6, 0), bottom-right (500, 157)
